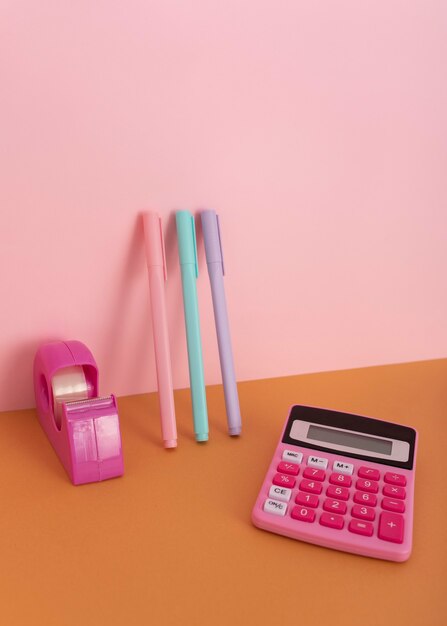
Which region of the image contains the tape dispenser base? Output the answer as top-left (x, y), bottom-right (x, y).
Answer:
top-left (34, 340), bottom-right (124, 485)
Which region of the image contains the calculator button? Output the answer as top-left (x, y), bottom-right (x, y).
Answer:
top-left (282, 450), bottom-right (303, 463)
top-left (323, 498), bottom-right (347, 515)
top-left (358, 466), bottom-right (380, 481)
top-left (381, 497), bottom-right (405, 513)
top-left (353, 491), bottom-right (377, 506)
top-left (329, 473), bottom-right (352, 487)
top-left (272, 473), bottom-right (296, 488)
top-left (384, 472), bottom-right (407, 487)
top-left (378, 512), bottom-right (404, 543)
top-left (333, 460), bottom-right (354, 475)
top-left (269, 485), bottom-right (292, 503)
top-left (326, 485), bottom-right (349, 501)
top-left (351, 505), bottom-right (376, 521)
top-left (291, 506), bottom-right (316, 523)
top-left (263, 499), bottom-right (287, 516)
top-left (383, 485), bottom-right (406, 499)
top-left (307, 455), bottom-right (328, 469)
top-left (320, 513), bottom-right (344, 530)
top-left (295, 492), bottom-right (319, 508)
top-left (356, 479), bottom-right (379, 493)
top-left (348, 519), bottom-right (374, 537)
top-left (277, 461), bottom-right (300, 476)
top-left (299, 479), bottom-right (323, 494)
top-left (303, 467), bottom-right (326, 481)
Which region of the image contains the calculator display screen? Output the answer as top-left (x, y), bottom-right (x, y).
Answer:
top-left (307, 425), bottom-right (392, 455)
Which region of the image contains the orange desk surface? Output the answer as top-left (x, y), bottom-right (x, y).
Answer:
top-left (0, 359), bottom-right (446, 626)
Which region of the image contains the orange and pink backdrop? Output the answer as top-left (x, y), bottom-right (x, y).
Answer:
top-left (1, 1), bottom-right (446, 411)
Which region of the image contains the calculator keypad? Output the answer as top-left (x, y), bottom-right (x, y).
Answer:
top-left (303, 467), bottom-right (326, 481)
top-left (291, 506), bottom-right (315, 522)
top-left (277, 461), bottom-right (300, 476)
top-left (383, 485), bottom-right (406, 499)
top-left (295, 492), bottom-right (319, 508)
top-left (320, 513), bottom-right (344, 529)
top-left (264, 452), bottom-right (408, 544)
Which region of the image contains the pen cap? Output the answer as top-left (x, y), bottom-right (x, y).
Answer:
top-left (201, 210), bottom-right (224, 274)
top-left (176, 211), bottom-right (198, 276)
top-left (143, 212), bottom-right (167, 280)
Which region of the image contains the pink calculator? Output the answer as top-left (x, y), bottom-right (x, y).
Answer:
top-left (252, 405), bottom-right (418, 561)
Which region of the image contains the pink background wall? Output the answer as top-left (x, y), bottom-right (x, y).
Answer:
top-left (1, 1), bottom-right (446, 412)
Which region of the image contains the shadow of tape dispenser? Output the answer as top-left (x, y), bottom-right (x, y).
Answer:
top-left (34, 340), bottom-right (124, 485)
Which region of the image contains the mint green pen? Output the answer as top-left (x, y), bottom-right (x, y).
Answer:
top-left (176, 211), bottom-right (209, 442)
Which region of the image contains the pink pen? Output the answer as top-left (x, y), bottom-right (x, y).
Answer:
top-left (143, 212), bottom-right (177, 448)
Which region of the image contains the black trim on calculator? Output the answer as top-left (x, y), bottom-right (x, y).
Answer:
top-left (282, 406), bottom-right (416, 470)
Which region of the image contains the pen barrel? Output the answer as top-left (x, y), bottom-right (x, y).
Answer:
top-left (148, 267), bottom-right (177, 444)
top-left (207, 264), bottom-right (242, 435)
top-left (180, 265), bottom-right (208, 439)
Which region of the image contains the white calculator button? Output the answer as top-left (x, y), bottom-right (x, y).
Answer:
top-left (307, 455), bottom-right (328, 469)
top-left (282, 450), bottom-right (303, 463)
top-left (263, 499), bottom-right (287, 516)
top-left (333, 460), bottom-right (354, 475)
top-left (269, 485), bottom-right (292, 502)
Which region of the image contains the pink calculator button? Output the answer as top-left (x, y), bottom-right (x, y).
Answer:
top-left (326, 485), bottom-right (349, 501)
top-left (291, 506), bottom-right (316, 523)
top-left (320, 513), bottom-right (344, 530)
top-left (351, 505), bottom-right (375, 521)
top-left (356, 479), bottom-right (379, 493)
top-left (299, 479), bottom-right (323, 494)
top-left (295, 492), bottom-right (319, 508)
top-left (348, 519), bottom-right (374, 537)
top-left (272, 473), bottom-right (296, 488)
top-left (381, 497), bottom-right (405, 513)
top-left (358, 466), bottom-right (380, 481)
top-left (303, 467), bottom-right (326, 481)
top-left (383, 485), bottom-right (406, 499)
top-left (329, 473), bottom-right (352, 487)
top-left (277, 461), bottom-right (300, 476)
top-left (378, 512), bottom-right (404, 543)
top-left (323, 498), bottom-right (347, 515)
top-left (384, 472), bottom-right (406, 487)
top-left (353, 491), bottom-right (377, 506)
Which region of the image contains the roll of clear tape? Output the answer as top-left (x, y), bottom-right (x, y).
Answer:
top-left (52, 366), bottom-right (89, 428)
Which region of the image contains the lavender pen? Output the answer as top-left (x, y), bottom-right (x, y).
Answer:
top-left (201, 210), bottom-right (242, 436)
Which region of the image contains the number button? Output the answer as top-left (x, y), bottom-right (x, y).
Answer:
top-left (329, 472), bottom-right (352, 487)
top-left (303, 467), bottom-right (326, 481)
top-left (358, 466), bottom-right (380, 481)
top-left (383, 485), bottom-right (406, 499)
top-left (356, 479), bottom-right (379, 493)
top-left (295, 492), bottom-right (319, 508)
top-left (272, 473), bottom-right (296, 488)
top-left (291, 506), bottom-right (316, 523)
top-left (323, 498), bottom-right (347, 515)
top-left (282, 450), bottom-right (303, 463)
top-left (269, 485), bottom-right (292, 503)
top-left (320, 513), bottom-right (344, 530)
top-left (351, 505), bottom-right (375, 521)
top-left (348, 519), bottom-right (374, 537)
top-left (307, 456), bottom-right (328, 469)
top-left (353, 491), bottom-right (377, 506)
top-left (384, 472), bottom-right (407, 487)
top-left (299, 479), bottom-right (323, 494)
top-left (381, 497), bottom-right (405, 513)
top-left (277, 461), bottom-right (300, 476)
top-left (326, 485), bottom-right (350, 501)
top-left (378, 512), bottom-right (404, 543)
top-left (263, 499), bottom-right (287, 516)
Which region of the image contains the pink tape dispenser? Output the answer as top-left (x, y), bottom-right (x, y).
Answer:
top-left (34, 340), bottom-right (124, 485)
